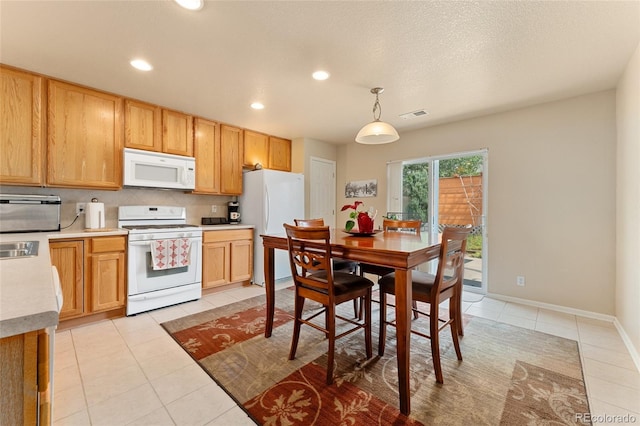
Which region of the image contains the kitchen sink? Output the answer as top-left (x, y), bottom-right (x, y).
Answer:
top-left (0, 241), bottom-right (39, 259)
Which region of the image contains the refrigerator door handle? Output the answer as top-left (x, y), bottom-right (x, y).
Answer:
top-left (264, 186), bottom-right (270, 230)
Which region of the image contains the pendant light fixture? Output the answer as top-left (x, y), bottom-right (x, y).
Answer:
top-left (355, 87), bottom-right (399, 144)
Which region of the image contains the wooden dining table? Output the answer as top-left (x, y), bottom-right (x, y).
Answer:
top-left (261, 228), bottom-right (441, 415)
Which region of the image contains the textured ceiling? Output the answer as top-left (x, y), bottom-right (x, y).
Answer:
top-left (1, 1), bottom-right (638, 144)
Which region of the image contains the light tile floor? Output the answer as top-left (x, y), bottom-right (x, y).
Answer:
top-left (53, 282), bottom-right (640, 425)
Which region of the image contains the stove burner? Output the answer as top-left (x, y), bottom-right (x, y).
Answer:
top-left (122, 224), bottom-right (200, 230)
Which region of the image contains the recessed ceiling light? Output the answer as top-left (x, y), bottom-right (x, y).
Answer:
top-left (251, 102), bottom-right (265, 110)
top-left (174, 0), bottom-right (204, 10)
top-left (130, 59), bottom-right (153, 71)
top-left (312, 70), bottom-right (330, 81)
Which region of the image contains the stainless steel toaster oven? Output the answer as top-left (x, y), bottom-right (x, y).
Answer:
top-left (0, 194), bottom-right (61, 233)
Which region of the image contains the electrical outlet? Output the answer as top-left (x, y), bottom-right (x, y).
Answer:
top-left (516, 275), bottom-right (525, 287)
top-left (211, 205), bottom-right (217, 213)
top-left (76, 202), bottom-right (86, 215)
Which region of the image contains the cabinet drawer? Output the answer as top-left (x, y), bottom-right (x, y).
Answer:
top-left (90, 236), bottom-right (126, 253)
top-left (204, 229), bottom-right (252, 243)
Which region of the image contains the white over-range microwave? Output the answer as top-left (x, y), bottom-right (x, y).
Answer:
top-left (123, 148), bottom-right (196, 190)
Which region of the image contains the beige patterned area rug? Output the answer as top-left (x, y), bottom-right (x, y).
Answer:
top-left (162, 288), bottom-right (590, 425)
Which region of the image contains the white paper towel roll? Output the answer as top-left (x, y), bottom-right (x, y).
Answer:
top-left (85, 202), bottom-right (105, 229)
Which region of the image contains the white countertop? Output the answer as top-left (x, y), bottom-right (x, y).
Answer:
top-left (0, 226), bottom-right (257, 338)
top-left (200, 224), bottom-right (254, 231)
top-left (0, 233), bottom-right (59, 338)
top-left (48, 228), bottom-right (129, 239)
top-left (0, 229), bottom-right (128, 338)
top-left (0, 225), bottom-right (256, 338)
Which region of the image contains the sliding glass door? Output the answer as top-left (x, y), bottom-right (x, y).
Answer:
top-left (387, 150), bottom-right (488, 294)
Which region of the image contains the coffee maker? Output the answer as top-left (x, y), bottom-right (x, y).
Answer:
top-left (228, 201), bottom-right (240, 224)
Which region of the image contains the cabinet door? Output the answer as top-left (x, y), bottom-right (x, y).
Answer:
top-left (125, 99), bottom-right (162, 152)
top-left (0, 66), bottom-right (44, 186)
top-left (49, 241), bottom-right (84, 319)
top-left (268, 136), bottom-right (291, 171)
top-left (243, 130), bottom-right (269, 169)
top-left (202, 242), bottom-right (230, 288)
top-left (230, 239), bottom-right (253, 283)
top-left (0, 331), bottom-right (39, 426)
top-left (47, 80), bottom-right (123, 189)
top-left (90, 251), bottom-right (126, 312)
top-left (162, 109), bottom-right (193, 156)
top-left (219, 124), bottom-right (244, 195)
top-left (194, 118), bottom-right (220, 194)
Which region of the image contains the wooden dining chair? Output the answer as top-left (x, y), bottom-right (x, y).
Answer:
top-left (357, 218), bottom-right (423, 319)
top-left (295, 218), bottom-right (360, 318)
top-left (377, 225), bottom-right (472, 384)
top-left (359, 218), bottom-right (422, 279)
top-left (284, 223), bottom-right (373, 384)
top-left (294, 218), bottom-right (358, 274)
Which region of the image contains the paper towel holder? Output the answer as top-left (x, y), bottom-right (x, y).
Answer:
top-left (86, 198), bottom-right (106, 229)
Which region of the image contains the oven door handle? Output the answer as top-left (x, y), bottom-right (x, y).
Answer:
top-left (128, 238), bottom-right (201, 247)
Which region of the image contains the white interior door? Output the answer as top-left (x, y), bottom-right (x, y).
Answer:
top-left (309, 157), bottom-right (336, 228)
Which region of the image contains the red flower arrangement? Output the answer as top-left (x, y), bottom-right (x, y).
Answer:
top-left (341, 200), bottom-right (375, 233)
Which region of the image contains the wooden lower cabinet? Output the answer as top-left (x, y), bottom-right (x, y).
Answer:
top-left (49, 240), bottom-right (84, 319)
top-left (202, 229), bottom-right (252, 289)
top-left (0, 329), bottom-right (51, 425)
top-left (89, 237), bottom-right (126, 312)
top-left (49, 236), bottom-right (126, 322)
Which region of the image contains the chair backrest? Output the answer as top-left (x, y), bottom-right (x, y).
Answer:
top-left (283, 223), bottom-right (335, 295)
top-left (432, 225), bottom-right (473, 296)
top-left (383, 218), bottom-right (422, 235)
top-left (294, 218), bottom-right (324, 227)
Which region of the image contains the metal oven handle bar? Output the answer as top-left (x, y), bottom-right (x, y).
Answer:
top-left (128, 238), bottom-right (201, 247)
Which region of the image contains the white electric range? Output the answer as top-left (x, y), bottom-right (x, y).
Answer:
top-left (118, 206), bottom-right (202, 315)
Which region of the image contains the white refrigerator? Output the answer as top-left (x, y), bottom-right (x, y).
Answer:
top-left (239, 169), bottom-right (304, 286)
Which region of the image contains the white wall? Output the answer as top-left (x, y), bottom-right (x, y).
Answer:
top-left (338, 91), bottom-right (617, 315)
top-left (616, 42), bottom-right (640, 355)
top-left (292, 137), bottom-right (338, 218)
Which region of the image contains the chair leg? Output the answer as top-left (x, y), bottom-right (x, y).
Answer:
top-left (378, 292), bottom-right (387, 356)
top-left (289, 293), bottom-right (305, 360)
top-left (412, 300), bottom-right (419, 320)
top-left (450, 295), bottom-right (463, 360)
top-left (430, 303), bottom-right (444, 384)
top-left (455, 286), bottom-right (464, 336)
top-left (364, 290), bottom-right (372, 359)
top-left (326, 303), bottom-right (336, 385)
top-left (450, 319), bottom-right (463, 361)
top-left (353, 298), bottom-right (360, 319)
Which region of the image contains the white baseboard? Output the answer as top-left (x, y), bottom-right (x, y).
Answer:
top-left (613, 318), bottom-right (640, 373)
top-left (487, 292), bottom-right (640, 373)
top-left (486, 292), bottom-right (616, 322)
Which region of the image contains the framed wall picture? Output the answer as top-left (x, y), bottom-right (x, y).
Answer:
top-left (345, 179), bottom-right (377, 198)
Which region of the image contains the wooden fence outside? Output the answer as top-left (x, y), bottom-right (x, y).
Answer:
top-left (438, 174), bottom-right (483, 226)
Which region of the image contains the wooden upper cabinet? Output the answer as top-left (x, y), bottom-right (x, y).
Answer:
top-left (243, 130), bottom-right (269, 169)
top-left (47, 80), bottom-right (123, 189)
top-left (0, 66), bottom-right (44, 186)
top-left (162, 109), bottom-right (193, 157)
top-left (193, 117), bottom-right (220, 194)
top-left (268, 136), bottom-right (291, 171)
top-left (124, 99), bottom-right (162, 152)
top-left (220, 124), bottom-right (243, 195)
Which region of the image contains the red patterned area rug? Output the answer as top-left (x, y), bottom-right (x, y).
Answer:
top-left (161, 288), bottom-right (590, 425)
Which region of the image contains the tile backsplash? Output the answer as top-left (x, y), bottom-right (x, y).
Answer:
top-left (0, 186), bottom-right (234, 231)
